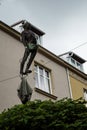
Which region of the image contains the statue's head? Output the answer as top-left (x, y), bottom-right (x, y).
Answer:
top-left (22, 21), bottom-right (31, 30)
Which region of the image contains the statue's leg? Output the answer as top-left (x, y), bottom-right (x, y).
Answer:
top-left (25, 49), bottom-right (37, 73)
top-left (20, 48), bottom-right (30, 74)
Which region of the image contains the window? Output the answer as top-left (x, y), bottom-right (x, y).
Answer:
top-left (34, 64), bottom-right (51, 93)
top-left (77, 62), bottom-right (81, 70)
top-left (71, 58), bottom-right (75, 66)
top-left (70, 58), bottom-right (82, 71)
top-left (35, 34), bottom-right (42, 45)
top-left (83, 88), bottom-right (87, 101)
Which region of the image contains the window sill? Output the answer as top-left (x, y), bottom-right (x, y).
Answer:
top-left (34, 87), bottom-right (57, 100)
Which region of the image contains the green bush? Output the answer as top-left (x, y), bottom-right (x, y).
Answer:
top-left (0, 98), bottom-right (87, 130)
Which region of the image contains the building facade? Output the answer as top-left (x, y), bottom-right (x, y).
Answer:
top-left (0, 21), bottom-right (71, 112)
top-left (0, 20), bottom-right (87, 112)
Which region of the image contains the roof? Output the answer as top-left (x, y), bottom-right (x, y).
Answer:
top-left (0, 20), bottom-right (20, 40)
top-left (11, 20), bottom-right (45, 36)
top-left (59, 51), bottom-right (86, 63)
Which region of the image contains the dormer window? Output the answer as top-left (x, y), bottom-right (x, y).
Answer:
top-left (70, 57), bottom-right (82, 71)
top-left (59, 51), bottom-right (86, 72)
top-left (11, 20), bottom-right (45, 45)
top-left (34, 33), bottom-right (43, 45)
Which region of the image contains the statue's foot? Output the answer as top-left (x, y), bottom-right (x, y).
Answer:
top-left (24, 70), bottom-right (32, 75)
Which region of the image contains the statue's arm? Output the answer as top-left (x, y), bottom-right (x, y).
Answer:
top-left (21, 32), bottom-right (27, 47)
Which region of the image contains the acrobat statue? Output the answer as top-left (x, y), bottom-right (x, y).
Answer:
top-left (20, 21), bottom-right (38, 75)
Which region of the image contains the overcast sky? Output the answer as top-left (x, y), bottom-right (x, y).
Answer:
top-left (0, 0), bottom-right (87, 72)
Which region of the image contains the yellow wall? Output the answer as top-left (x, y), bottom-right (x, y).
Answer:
top-left (70, 76), bottom-right (87, 100)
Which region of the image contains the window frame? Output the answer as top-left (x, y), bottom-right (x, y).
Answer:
top-left (34, 64), bottom-right (52, 94)
top-left (83, 88), bottom-right (87, 101)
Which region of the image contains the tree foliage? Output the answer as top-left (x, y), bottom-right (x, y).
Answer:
top-left (0, 98), bottom-right (87, 130)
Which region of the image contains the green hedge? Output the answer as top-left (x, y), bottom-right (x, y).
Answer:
top-left (0, 98), bottom-right (87, 130)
